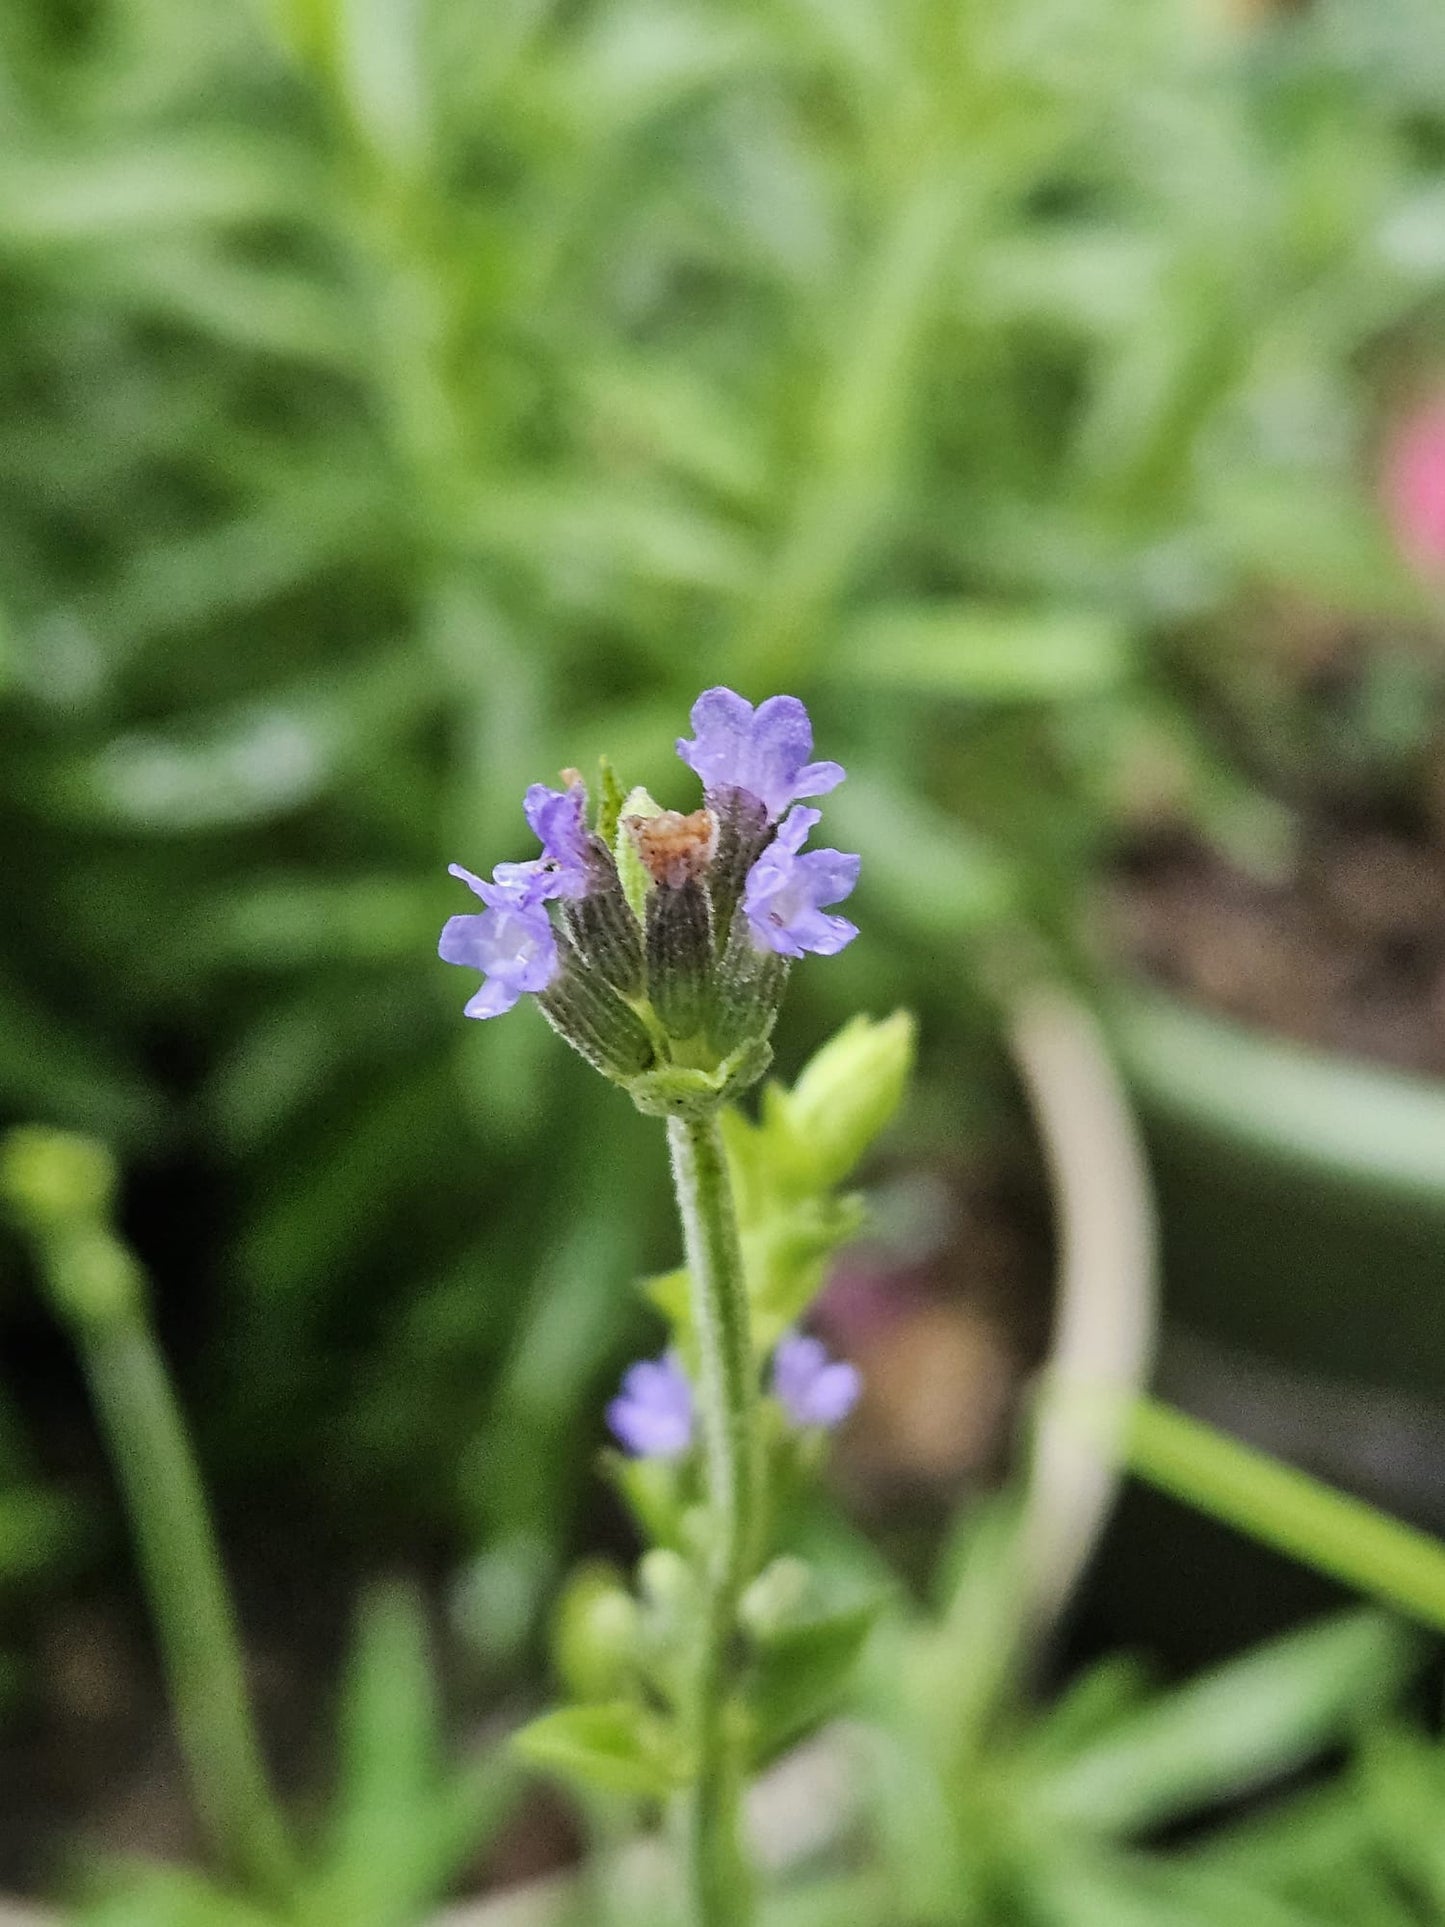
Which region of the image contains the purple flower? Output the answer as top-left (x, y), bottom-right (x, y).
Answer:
top-left (438, 862), bottom-right (560, 1018)
top-left (771, 1333), bottom-right (861, 1430)
top-left (742, 807), bottom-right (859, 958)
top-left (606, 1354), bottom-right (695, 1458)
top-left (677, 687), bottom-right (844, 822)
top-left (524, 780), bottom-right (592, 898)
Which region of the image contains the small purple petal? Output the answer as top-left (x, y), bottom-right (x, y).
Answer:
top-left (464, 975), bottom-right (526, 1020)
top-left (448, 863), bottom-right (491, 901)
top-left (677, 686), bottom-right (846, 822)
top-left (476, 859), bottom-right (555, 908)
top-left (774, 805), bottom-right (820, 855)
top-left (523, 781), bottom-right (592, 899)
top-left (606, 1355), bottom-right (695, 1458)
top-left (742, 806), bottom-right (859, 959)
top-left (795, 758), bottom-right (846, 799)
top-left (439, 865), bottom-right (559, 1017)
top-left (771, 1333), bottom-right (862, 1430)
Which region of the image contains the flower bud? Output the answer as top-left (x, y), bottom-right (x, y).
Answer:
top-left (560, 836), bottom-right (645, 998)
top-left (641, 1544), bottom-right (693, 1597)
top-left (615, 787), bottom-right (663, 922)
top-left (553, 1561), bottom-right (641, 1703)
top-left (707, 907), bottom-right (787, 1057)
top-left (781, 1011), bottom-right (916, 1190)
top-left (705, 786), bottom-right (773, 954)
top-left (537, 942), bottom-right (656, 1082)
top-left (0, 1128), bottom-right (117, 1234)
top-left (645, 879), bottom-right (712, 1040)
top-left (739, 1556), bottom-right (812, 1641)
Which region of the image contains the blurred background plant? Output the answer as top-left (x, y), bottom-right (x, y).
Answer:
top-left (5, 0), bottom-right (1445, 1912)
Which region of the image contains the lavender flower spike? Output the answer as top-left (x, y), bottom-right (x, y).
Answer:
top-left (742, 806), bottom-right (859, 958)
top-left (772, 1333), bottom-right (861, 1430)
top-left (524, 778), bottom-right (592, 899)
top-left (677, 687), bottom-right (844, 822)
top-left (607, 1354), bottom-right (695, 1458)
top-left (438, 861), bottom-right (559, 1018)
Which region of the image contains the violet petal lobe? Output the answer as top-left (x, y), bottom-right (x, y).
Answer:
top-left (771, 1332), bottom-right (862, 1430)
top-left (742, 805), bottom-right (859, 959)
top-left (523, 781), bottom-right (592, 898)
top-left (677, 686), bottom-right (845, 821)
top-left (606, 1354), bottom-right (695, 1458)
top-left (439, 861), bottom-right (559, 1017)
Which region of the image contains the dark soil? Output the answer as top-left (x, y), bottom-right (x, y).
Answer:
top-left (1108, 817), bottom-right (1445, 1075)
top-left (1108, 609), bottom-right (1445, 1075)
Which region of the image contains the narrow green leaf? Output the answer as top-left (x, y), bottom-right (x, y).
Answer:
top-left (72, 1866), bottom-right (278, 1927)
top-left (829, 603), bottom-right (1132, 702)
top-left (0, 140), bottom-right (317, 247)
top-left (1126, 1397), bottom-right (1445, 1635)
top-left (513, 1702), bottom-right (680, 1798)
top-left (748, 1597), bottom-right (882, 1764)
top-left (1357, 1725), bottom-right (1445, 1913)
top-left (1021, 1654), bottom-right (1155, 1770)
top-left (329, 1583), bottom-right (442, 1856)
top-left (1036, 1610), bottom-right (1416, 1836)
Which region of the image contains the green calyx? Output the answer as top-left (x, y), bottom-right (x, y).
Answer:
top-left (628, 1039), bottom-right (774, 1119)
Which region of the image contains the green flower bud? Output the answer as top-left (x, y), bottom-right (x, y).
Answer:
top-left (645, 880), bottom-right (712, 1040)
top-left (638, 1547), bottom-right (695, 1624)
top-left (707, 910), bottom-right (787, 1058)
top-left (553, 1561), bottom-right (641, 1703)
top-left (560, 847), bottom-right (645, 998)
top-left (740, 1556), bottom-right (813, 1642)
top-left (777, 1011), bottom-right (916, 1190)
top-left (537, 941), bottom-right (656, 1083)
top-left (615, 787), bottom-right (663, 923)
top-left (0, 1128), bottom-right (117, 1235)
top-left (705, 787), bottom-right (773, 956)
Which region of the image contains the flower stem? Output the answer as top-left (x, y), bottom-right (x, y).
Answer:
top-left (78, 1309), bottom-right (296, 1905)
top-left (666, 1112), bottom-right (756, 1927)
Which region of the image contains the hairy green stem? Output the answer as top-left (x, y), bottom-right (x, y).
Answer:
top-left (666, 1112), bottom-right (756, 1927)
top-left (80, 1315), bottom-right (296, 1904)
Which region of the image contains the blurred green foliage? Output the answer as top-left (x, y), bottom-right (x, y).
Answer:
top-left (69, 1584), bottom-right (521, 1927)
top-left (3, 0), bottom-right (1445, 1734)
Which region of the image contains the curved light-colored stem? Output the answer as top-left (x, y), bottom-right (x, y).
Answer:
top-left (666, 1112), bottom-right (756, 1927)
top-left (1008, 985), bottom-right (1158, 1640)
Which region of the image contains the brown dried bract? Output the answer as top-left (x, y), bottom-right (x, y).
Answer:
top-left (624, 808), bottom-right (718, 888)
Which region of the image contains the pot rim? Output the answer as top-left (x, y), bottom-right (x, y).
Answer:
top-left (1108, 981), bottom-right (1445, 1209)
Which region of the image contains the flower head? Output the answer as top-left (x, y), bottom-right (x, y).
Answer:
top-left (742, 807), bottom-right (859, 958)
top-left (771, 1332), bottom-right (861, 1430)
top-left (677, 687), bottom-right (844, 822)
top-left (524, 779), bottom-right (592, 898)
top-left (438, 861), bottom-right (559, 1018)
top-left (606, 1354), bottom-right (695, 1458)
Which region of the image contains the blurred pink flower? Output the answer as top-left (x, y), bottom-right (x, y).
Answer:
top-left (815, 1255), bottom-right (928, 1345)
top-left (1384, 400), bottom-right (1445, 580)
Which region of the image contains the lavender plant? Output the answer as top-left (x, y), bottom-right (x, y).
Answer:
top-left (438, 687), bottom-right (911, 1926)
